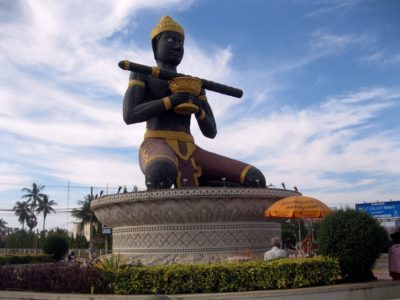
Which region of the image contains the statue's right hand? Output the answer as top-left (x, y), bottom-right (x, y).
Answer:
top-left (169, 92), bottom-right (191, 107)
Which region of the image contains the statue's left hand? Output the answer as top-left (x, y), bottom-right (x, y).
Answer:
top-left (190, 95), bottom-right (202, 110)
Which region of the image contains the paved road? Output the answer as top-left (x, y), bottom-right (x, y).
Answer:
top-left (373, 253), bottom-right (391, 280)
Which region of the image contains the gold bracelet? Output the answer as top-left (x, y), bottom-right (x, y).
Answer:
top-left (196, 109), bottom-right (206, 121)
top-left (128, 79), bottom-right (145, 88)
top-left (162, 97), bottom-right (172, 111)
top-left (199, 95), bottom-right (207, 101)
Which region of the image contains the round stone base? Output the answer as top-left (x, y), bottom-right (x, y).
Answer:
top-left (91, 187), bottom-right (299, 265)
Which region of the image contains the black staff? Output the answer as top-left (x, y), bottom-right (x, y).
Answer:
top-left (118, 60), bottom-right (243, 98)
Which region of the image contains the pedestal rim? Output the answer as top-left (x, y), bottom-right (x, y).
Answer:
top-left (91, 187), bottom-right (300, 210)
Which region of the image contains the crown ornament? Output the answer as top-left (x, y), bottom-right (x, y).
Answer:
top-left (150, 16), bottom-right (184, 40)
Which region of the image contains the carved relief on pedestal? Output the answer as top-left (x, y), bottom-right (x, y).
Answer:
top-left (113, 223), bottom-right (280, 253)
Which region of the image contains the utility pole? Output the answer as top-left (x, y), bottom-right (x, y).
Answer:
top-left (35, 228), bottom-right (39, 254)
top-left (89, 186), bottom-right (93, 249)
top-left (66, 180), bottom-right (70, 232)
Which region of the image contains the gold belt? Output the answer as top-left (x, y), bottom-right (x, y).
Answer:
top-left (144, 130), bottom-right (194, 143)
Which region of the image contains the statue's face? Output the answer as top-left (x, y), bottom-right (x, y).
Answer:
top-left (155, 31), bottom-right (184, 66)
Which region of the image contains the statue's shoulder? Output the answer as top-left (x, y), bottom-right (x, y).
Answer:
top-left (129, 71), bottom-right (149, 83)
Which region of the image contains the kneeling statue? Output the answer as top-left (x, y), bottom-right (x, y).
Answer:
top-left (121, 16), bottom-right (266, 189)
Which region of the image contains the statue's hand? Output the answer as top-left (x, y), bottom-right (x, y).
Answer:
top-left (169, 92), bottom-right (191, 107)
top-left (189, 95), bottom-right (202, 110)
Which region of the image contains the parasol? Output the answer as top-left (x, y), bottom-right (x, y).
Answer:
top-left (264, 196), bottom-right (332, 251)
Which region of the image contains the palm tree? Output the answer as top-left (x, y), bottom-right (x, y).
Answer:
top-left (13, 201), bottom-right (31, 229)
top-left (71, 194), bottom-right (99, 226)
top-left (0, 218), bottom-right (7, 228)
top-left (0, 218), bottom-right (8, 234)
top-left (36, 195), bottom-right (57, 232)
top-left (21, 183), bottom-right (46, 209)
top-left (26, 214), bottom-right (38, 232)
top-left (72, 193), bottom-right (102, 247)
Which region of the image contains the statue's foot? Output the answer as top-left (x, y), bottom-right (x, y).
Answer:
top-left (243, 167), bottom-right (266, 188)
top-left (145, 159), bottom-right (177, 189)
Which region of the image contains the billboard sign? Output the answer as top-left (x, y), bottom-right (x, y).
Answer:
top-left (355, 201), bottom-right (400, 219)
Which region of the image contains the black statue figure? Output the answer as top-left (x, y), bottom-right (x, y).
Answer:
top-left (122, 16), bottom-right (266, 189)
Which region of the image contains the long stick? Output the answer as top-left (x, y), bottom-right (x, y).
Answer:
top-left (118, 60), bottom-right (243, 98)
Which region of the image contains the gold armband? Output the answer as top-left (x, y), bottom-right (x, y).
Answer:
top-left (196, 109), bottom-right (206, 121)
top-left (128, 79), bottom-right (145, 88)
top-left (151, 66), bottom-right (161, 78)
top-left (162, 97), bottom-right (172, 111)
top-left (199, 95), bottom-right (207, 101)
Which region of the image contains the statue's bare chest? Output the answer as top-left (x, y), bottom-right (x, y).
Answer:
top-left (146, 77), bottom-right (170, 100)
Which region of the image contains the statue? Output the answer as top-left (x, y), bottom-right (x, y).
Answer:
top-left (121, 16), bottom-right (266, 189)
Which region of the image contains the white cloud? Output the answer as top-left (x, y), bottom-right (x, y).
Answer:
top-left (304, 0), bottom-right (361, 18)
top-left (309, 29), bottom-right (373, 56)
top-left (0, 162), bottom-right (32, 192)
top-left (361, 50), bottom-right (400, 66)
top-left (193, 86), bottom-right (400, 207)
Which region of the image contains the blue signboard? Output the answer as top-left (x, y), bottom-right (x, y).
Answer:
top-left (355, 201), bottom-right (400, 218)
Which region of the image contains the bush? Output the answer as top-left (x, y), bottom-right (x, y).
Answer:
top-left (317, 208), bottom-right (388, 282)
top-left (0, 262), bottom-right (109, 293)
top-left (4, 230), bottom-right (36, 248)
top-left (111, 257), bottom-right (339, 294)
top-left (0, 254), bottom-right (53, 265)
top-left (94, 254), bottom-right (126, 272)
top-left (43, 235), bottom-right (68, 261)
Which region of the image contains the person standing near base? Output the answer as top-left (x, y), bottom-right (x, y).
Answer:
top-left (264, 237), bottom-right (288, 261)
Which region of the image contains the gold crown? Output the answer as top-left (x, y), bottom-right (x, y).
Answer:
top-left (150, 16), bottom-right (184, 40)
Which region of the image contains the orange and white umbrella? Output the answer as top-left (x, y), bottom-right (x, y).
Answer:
top-left (265, 196), bottom-right (332, 219)
top-left (264, 196), bottom-right (332, 249)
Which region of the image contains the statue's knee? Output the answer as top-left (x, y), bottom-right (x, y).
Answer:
top-left (145, 159), bottom-right (177, 189)
top-left (243, 167), bottom-right (266, 187)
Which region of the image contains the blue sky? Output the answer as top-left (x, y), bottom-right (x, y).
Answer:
top-left (1, 0), bottom-right (399, 230)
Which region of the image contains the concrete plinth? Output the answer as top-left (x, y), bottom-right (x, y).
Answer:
top-left (91, 187), bottom-right (299, 264)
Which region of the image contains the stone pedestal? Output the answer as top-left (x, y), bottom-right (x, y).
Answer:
top-left (91, 187), bottom-right (299, 264)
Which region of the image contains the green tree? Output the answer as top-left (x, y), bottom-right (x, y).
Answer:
top-left (73, 234), bottom-right (89, 249)
top-left (71, 194), bottom-right (101, 240)
top-left (43, 233), bottom-right (68, 260)
top-left (21, 182), bottom-right (46, 209)
top-left (13, 201), bottom-right (31, 229)
top-left (36, 195), bottom-right (57, 232)
top-left (317, 208), bottom-right (388, 282)
top-left (71, 194), bottom-right (100, 227)
top-left (4, 230), bottom-right (36, 248)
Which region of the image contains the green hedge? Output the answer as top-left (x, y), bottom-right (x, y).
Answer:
top-left (0, 254), bottom-right (54, 265)
top-left (112, 256), bottom-right (340, 295)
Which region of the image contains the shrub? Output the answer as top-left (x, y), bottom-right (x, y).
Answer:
top-left (94, 254), bottom-right (127, 291)
top-left (111, 256), bottom-right (339, 294)
top-left (42, 234), bottom-right (68, 261)
top-left (0, 254), bottom-right (53, 265)
top-left (0, 262), bottom-right (109, 293)
top-left (317, 208), bottom-right (388, 282)
top-left (4, 230), bottom-right (36, 248)
top-left (94, 254), bottom-right (126, 272)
